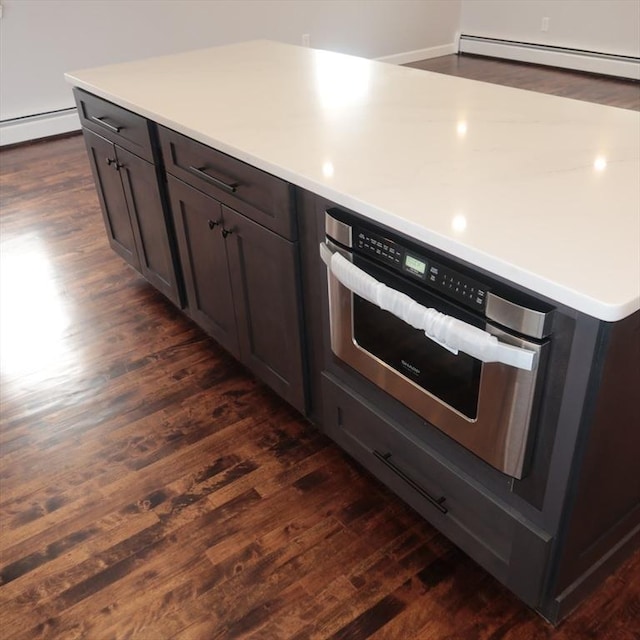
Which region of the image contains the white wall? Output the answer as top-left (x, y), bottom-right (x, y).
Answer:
top-left (460, 0), bottom-right (640, 57)
top-left (0, 0), bottom-right (461, 124)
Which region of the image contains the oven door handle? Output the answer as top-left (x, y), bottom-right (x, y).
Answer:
top-left (320, 242), bottom-right (537, 371)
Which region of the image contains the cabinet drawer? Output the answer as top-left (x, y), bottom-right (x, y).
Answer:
top-left (158, 126), bottom-right (296, 240)
top-left (74, 88), bottom-right (154, 162)
top-left (321, 372), bottom-right (551, 607)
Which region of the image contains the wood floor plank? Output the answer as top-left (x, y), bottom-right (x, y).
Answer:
top-left (0, 414), bottom-right (254, 556)
top-left (406, 53), bottom-right (640, 110)
top-left (1, 56), bottom-right (639, 639)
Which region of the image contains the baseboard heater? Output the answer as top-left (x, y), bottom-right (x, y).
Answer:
top-left (0, 107), bottom-right (81, 147)
top-left (459, 34), bottom-right (640, 81)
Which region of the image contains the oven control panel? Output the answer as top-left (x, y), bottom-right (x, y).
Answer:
top-left (355, 229), bottom-right (402, 267)
top-left (426, 263), bottom-right (487, 310)
top-left (354, 227), bottom-right (488, 311)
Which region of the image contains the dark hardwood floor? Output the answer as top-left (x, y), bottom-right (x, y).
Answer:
top-left (1, 55), bottom-right (639, 639)
top-left (407, 53), bottom-right (640, 110)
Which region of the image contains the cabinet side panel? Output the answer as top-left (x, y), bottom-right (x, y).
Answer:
top-left (296, 188), bottom-right (325, 424)
top-left (552, 310), bottom-right (640, 607)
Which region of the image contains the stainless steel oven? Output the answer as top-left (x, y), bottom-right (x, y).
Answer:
top-left (321, 208), bottom-right (554, 478)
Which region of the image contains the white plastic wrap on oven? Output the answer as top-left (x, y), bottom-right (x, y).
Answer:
top-left (320, 242), bottom-right (537, 371)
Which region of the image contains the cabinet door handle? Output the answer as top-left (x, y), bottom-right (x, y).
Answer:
top-left (373, 450), bottom-right (448, 514)
top-left (106, 157), bottom-right (116, 166)
top-left (188, 166), bottom-right (238, 194)
top-left (208, 219), bottom-right (220, 230)
top-left (90, 115), bottom-right (122, 134)
top-left (221, 228), bottom-right (233, 239)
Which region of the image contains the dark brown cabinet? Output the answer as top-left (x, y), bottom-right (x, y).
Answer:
top-left (166, 171), bottom-right (305, 413)
top-left (76, 90), bottom-right (307, 414)
top-left (72, 83), bottom-right (639, 625)
top-left (159, 125), bottom-right (296, 239)
top-left (83, 128), bottom-right (140, 269)
top-left (75, 89), bottom-right (182, 306)
top-left (224, 204), bottom-right (305, 409)
top-left (320, 371), bottom-right (551, 608)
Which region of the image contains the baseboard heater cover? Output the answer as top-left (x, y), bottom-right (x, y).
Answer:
top-left (0, 108), bottom-right (81, 147)
top-left (459, 35), bottom-right (640, 81)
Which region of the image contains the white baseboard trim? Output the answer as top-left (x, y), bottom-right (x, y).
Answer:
top-left (377, 42), bottom-right (459, 65)
top-left (459, 35), bottom-right (640, 81)
top-left (0, 109), bottom-right (81, 147)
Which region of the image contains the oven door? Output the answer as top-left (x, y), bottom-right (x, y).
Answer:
top-left (321, 242), bottom-right (548, 479)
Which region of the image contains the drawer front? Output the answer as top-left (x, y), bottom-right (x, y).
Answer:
top-left (74, 88), bottom-right (153, 162)
top-left (158, 126), bottom-right (296, 240)
top-left (321, 372), bottom-right (551, 607)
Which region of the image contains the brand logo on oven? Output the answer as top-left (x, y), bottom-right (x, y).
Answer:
top-left (400, 359), bottom-right (421, 377)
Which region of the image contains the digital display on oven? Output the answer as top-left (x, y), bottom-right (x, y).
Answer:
top-left (404, 254), bottom-right (427, 277)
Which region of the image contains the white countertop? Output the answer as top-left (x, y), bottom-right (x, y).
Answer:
top-left (66, 40), bottom-right (640, 321)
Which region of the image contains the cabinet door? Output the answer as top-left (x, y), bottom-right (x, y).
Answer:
top-left (82, 129), bottom-right (140, 270)
top-left (167, 176), bottom-right (240, 358)
top-left (116, 146), bottom-right (182, 306)
top-left (223, 206), bottom-right (306, 413)
top-left (321, 372), bottom-right (551, 608)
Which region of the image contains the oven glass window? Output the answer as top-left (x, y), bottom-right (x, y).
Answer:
top-left (352, 258), bottom-right (482, 419)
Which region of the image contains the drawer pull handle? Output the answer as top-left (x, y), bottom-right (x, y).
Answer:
top-left (188, 166), bottom-right (238, 193)
top-left (90, 115), bottom-right (122, 134)
top-left (373, 450), bottom-right (448, 514)
top-left (208, 219), bottom-right (220, 230)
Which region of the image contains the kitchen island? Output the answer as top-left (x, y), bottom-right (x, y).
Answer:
top-left (66, 40), bottom-right (639, 623)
